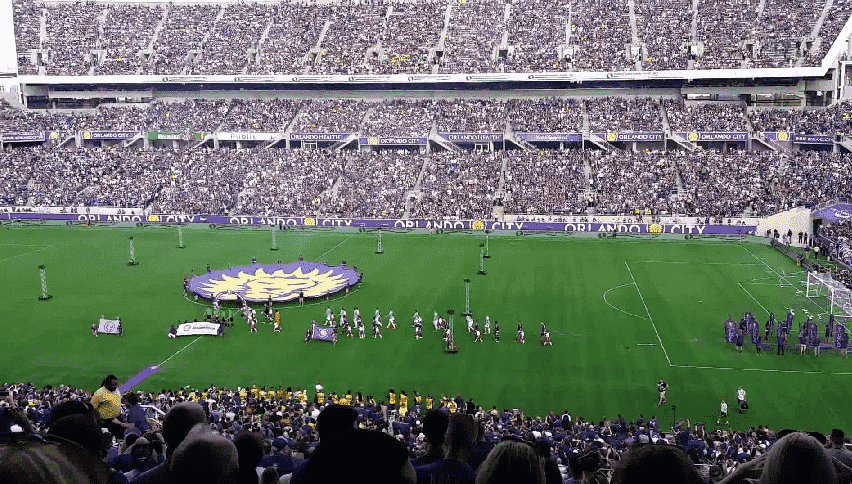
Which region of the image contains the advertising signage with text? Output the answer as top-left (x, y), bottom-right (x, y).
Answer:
top-left (83, 131), bottom-right (139, 140)
top-left (516, 133), bottom-right (583, 142)
top-left (437, 133), bottom-right (503, 142)
top-left (4, 212), bottom-right (755, 235)
top-left (289, 133), bottom-right (350, 141)
top-left (594, 132), bottom-right (665, 142)
top-left (2, 132), bottom-right (46, 142)
top-left (358, 137), bottom-right (428, 146)
top-left (676, 132), bottom-right (748, 142)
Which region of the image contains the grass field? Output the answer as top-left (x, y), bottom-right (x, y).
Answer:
top-left (1, 223), bottom-right (850, 433)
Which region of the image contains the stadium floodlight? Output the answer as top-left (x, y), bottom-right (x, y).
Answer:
top-left (806, 271), bottom-right (852, 317)
top-left (477, 249), bottom-right (487, 275)
top-left (376, 232), bottom-right (383, 254)
top-left (37, 264), bottom-right (52, 301)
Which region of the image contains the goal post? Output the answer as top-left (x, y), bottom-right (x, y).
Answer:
top-left (806, 271), bottom-right (852, 317)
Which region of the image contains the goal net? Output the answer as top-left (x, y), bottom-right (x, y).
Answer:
top-left (806, 271), bottom-right (852, 317)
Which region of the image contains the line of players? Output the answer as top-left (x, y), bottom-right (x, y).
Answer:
top-left (724, 310), bottom-right (850, 357)
top-left (306, 307), bottom-right (553, 346)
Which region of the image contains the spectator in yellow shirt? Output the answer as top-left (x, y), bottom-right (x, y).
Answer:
top-left (91, 374), bottom-right (133, 439)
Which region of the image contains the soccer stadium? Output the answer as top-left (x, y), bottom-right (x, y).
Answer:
top-left (2, 0), bottom-right (852, 482)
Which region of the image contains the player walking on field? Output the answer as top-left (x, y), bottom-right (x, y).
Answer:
top-left (657, 379), bottom-right (668, 406)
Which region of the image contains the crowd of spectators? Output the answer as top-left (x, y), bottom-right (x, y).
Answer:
top-left (3, 380), bottom-right (852, 484)
top-left (590, 150), bottom-right (683, 215)
top-left (220, 99), bottom-right (302, 133)
top-left (313, 4), bottom-right (386, 75)
top-left (12, 0), bottom-right (41, 75)
top-left (819, 219), bottom-right (852, 267)
top-left (665, 100), bottom-right (749, 132)
top-left (805, 0), bottom-right (852, 66)
top-left (144, 4), bottom-right (220, 75)
top-left (94, 4), bottom-right (163, 76)
top-left (587, 97), bottom-right (662, 132)
top-left (503, 150), bottom-right (588, 214)
top-left (251, 4), bottom-right (331, 75)
top-left (569, 0), bottom-right (635, 72)
top-left (323, 151), bottom-right (421, 218)
top-left (292, 100), bottom-right (369, 133)
top-left (435, 99), bottom-right (507, 133)
top-left (16, 0), bottom-right (852, 74)
top-left (695, 0), bottom-right (758, 69)
top-left (749, 0), bottom-right (820, 69)
top-left (504, 4), bottom-right (569, 73)
top-left (415, 151), bottom-right (502, 219)
top-left (190, 4), bottom-right (272, 75)
top-left (507, 98), bottom-right (583, 133)
top-left (44, 2), bottom-right (102, 76)
top-left (439, 0), bottom-right (505, 74)
top-left (364, 99), bottom-right (435, 138)
top-left (635, 0), bottom-right (692, 71)
top-left (749, 101), bottom-right (852, 134)
top-left (233, 149), bottom-right (341, 217)
top-left (370, 4), bottom-right (444, 75)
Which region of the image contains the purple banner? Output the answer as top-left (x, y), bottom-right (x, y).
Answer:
top-left (677, 132), bottom-right (748, 142)
top-left (2, 132), bottom-right (46, 142)
top-left (762, 131), bottom-right (791, 141)
top-left (187, 261), bottom-right (361, 303)
top-left (83, 131), bottom-right (139, 140)
top-left (593, 132), bottom-right (664, 142)
top-left (4, 212), bottom-right (756, 235)
top-left (289, 133), bottom-right (351, 141)
top-left (792, 133), bottom-right (834, 144)
top-left (438, 133), bottom-right (503, 142)
top-left (812, 204), bottom-right (852, 221)
top-left (517, 133), bottom-right (583, 142)
top-left (359, 137), bottom-right (427, 146)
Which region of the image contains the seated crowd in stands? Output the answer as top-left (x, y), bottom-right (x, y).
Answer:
top-left (12, 0), bottom-right (851, 75)
top-left (3, 97), bottom-right (852, 219)
top-left (3, 379), bottom-right (852, 483)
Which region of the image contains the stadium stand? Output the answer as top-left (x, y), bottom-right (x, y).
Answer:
top-left (13, 0), bottom-right (852, 74)
top-left (2, 381), bottom-right (850, 483)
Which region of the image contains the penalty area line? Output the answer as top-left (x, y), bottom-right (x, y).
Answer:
top-left (672, 364), bottom-right (852, 376)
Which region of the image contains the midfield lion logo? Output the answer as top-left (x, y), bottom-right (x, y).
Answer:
top-left (188, 261), bottom-right (361, 303)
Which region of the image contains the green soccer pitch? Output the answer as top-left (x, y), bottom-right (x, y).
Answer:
top-left (1, 224), bottom-right (849, 432)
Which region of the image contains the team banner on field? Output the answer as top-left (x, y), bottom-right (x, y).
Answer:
top-left (593, 132), bottom-right (665, 142)
top-left (175, 321), bottom-right (221, 337)
top-left (289, 133), bottom-right (351, 141)
top-left (311, 325), bottom-right (336, 343)
top-left (217, 132), bottom-right (280, 141)
top-left (359, 137), bottom-right (428, 146)
top-left (83, 131), bottom-right (139, 140)
top-left (516, 133), bottom-right (583, 142)
top-left (2, 132), bottom-right (46, 142)
top-left (676, 132), bottom-right (748, 142)
top-left (437, 133), bottom-right (503, 142)
top-left (97, 318), bottom-right (122, 335)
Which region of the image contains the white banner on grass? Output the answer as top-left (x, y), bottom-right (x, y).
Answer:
top-left (176, 321), bottom-right (221, 336)
top-left (98, 318), bottom-right (122, 334)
